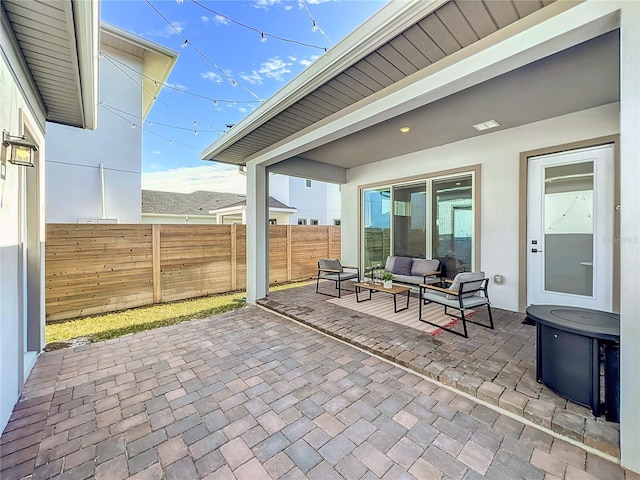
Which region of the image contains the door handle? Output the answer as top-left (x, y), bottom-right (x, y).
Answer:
top-left (531, 248), bottom-right (543, 253)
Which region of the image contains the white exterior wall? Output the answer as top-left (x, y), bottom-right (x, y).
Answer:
top-left (46, 46), bottom-right (142, 223)
top-left (0, 29), bottom-right (47, 432)
top-left (343, 104), bottom-right (619, 312)
top-left (141, 214), bottom-right (218, 224)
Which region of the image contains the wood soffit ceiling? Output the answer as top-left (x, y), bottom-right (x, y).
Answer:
top-left (214, 0), bottom-right (557, 164)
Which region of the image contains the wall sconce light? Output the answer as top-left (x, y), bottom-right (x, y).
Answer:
top-left (2, 130), bottom-right (38, 167)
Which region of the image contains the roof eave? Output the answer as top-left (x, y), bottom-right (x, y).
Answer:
top-left (100, 23), bottom-right (179, 120)
top-left (74, 0), bottom-right (100, 130)
top-left (199, 0), bottom-right (446, 163)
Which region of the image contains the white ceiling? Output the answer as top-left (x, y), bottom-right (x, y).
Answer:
top-left (299, 30), bottom-right (620, 169)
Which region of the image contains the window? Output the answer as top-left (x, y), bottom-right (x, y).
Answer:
top-left (297, 219), bottom-right (308, 225)
top-left (363, 188), bottom-right (391, 267)
top-left (362, 172), bottom-right (475, 275)
top-left (310, 219), bottom-right (319, 225)
top-left (305, 179), bottom-right (312, 188)
top-left (269, 219), bottom-right (277, 225)
top-left (333, 219), bottom-right (341, 226)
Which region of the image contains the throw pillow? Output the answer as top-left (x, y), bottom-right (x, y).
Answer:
top-left (411, 259), bottom-right (440, 276)
top-left (391, 256), bottom-right (413, 276)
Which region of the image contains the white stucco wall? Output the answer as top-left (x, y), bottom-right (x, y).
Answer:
top-left (46, 46), bottom-right (143, 223)
top-left (141, 214), bottom-right (218, 224)
top-left (0, 29), bottom-right (47, 432)
top-left (342, 103), bottom-right (620, 312)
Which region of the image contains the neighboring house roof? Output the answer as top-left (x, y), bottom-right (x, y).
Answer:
top-left (142, 190), bottom-right (295, 216)
top-left (2, 0), bottom-right (99, 129)
top-left (101, 23), bottom-right (178, 119)
top-left (200, 0), bottom-right (556, 165)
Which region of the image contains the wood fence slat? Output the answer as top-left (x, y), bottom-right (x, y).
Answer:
top-left (45, 223), bottom-right (340, 321)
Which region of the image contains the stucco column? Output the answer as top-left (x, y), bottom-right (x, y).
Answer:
top-left (619, 0), bottom-right (640, 473)
top-left (246, 161), bottom-right (269, 303)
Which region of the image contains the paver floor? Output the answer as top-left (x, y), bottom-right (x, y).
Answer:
top-left (260, 284), bottom-right (622, 457)
top-left (1, 303), bottom-right (637, 479)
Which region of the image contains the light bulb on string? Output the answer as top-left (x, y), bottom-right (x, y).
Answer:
top-left (194, 130), bottom-right (198, 136)
top-left (181, 39), bottom-right (188, 49)
top-left (131, 123), bottom-right (136, 129)
top-left (311, 20), bottom-right (318, 33)
top-left (169, 139), bottom-right (173, 144)
top-left (260, 32), bottom-right (267, 43)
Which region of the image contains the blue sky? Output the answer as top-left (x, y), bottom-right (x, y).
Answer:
top-left (101, 0), bottom-right (385, 193)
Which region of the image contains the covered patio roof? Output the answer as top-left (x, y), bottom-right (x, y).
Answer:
top-left (1, 0), bottom-right (99, 129)
top-left (200, 0), bottom-right (619, 178)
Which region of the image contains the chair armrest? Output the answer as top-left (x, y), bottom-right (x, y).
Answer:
top-left (419, 283), bottom-right (458, 295)
top-left (421, 270), bottom-right (441, 277)
top-left (318, 268), bottom-right (341, 273)
top-left (342, 265), bottom-right (359, 270)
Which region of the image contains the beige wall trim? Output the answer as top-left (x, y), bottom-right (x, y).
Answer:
top-left (518, 135), bottom-right (620, 312)
top-left (357, 164), bottom-right (482, 274)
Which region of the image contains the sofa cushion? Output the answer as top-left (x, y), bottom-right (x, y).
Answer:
top-left (390, 256), bottom-right (413, 275)
top-left (411, 259), bottom-right (440, 277)
top-left (319, 259), bottom-right (343, 272)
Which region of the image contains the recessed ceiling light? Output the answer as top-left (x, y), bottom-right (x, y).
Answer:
top-left (399, 126), bottom-right (411, 133)
top-left (472, 119), bottom-right (500, 131)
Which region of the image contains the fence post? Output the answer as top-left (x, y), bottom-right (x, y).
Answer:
top-left (152, 224), bottom-right (162, 303)
top-left (231, 224), bottom-right (237, 290)
top-left (287, 225), bottom-right (292, 282)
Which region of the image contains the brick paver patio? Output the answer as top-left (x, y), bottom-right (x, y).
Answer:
top-left (1, 292), bottom-right (637, 479)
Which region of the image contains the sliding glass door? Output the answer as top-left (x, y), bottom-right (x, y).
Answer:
top-left (362, 172), bottom-right (475, 277)
top-left (363, 188), bottom-right (390, 267)
top-left (432, 175), bottom-right (473, 276)
top-left (393, 183), bottom-right (427, 258)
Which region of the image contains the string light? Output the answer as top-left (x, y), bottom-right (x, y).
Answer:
top-left (189, 0), bottom-right (328, 51)
top-left (260, 32), bottom-right (266, 43)
top-left (181, 39), bottom-right (189, 48)
top-left (145, 0), bottom-right (263, 101)
top-left (300, 0), bottom-right (333, 45)
top-left (101, 106), bottom-right (200, 149)
top-left (102, 52), bottom-right (261, 106)
top-left (101, 103), bottom-right (225, 134)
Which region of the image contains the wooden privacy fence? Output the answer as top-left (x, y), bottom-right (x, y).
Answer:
top-left (46, 224), bottom-right (341, 322)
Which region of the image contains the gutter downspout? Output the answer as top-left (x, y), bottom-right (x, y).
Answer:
top-left (100, 162), bottom-right (106, 219)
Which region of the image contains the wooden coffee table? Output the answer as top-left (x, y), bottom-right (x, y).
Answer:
top-left (353, 282), bottom-right (411, 313)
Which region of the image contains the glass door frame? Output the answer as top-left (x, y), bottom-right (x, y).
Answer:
top-left (359, 166), bottom-right (480, 276)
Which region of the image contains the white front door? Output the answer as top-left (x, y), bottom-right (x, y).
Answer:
top-left (527, 144), bottom-right (614, 310)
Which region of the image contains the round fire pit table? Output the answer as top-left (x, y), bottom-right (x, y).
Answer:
top-left (526, 305), bottom-right (620, 421)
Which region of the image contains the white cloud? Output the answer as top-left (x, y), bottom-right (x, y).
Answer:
top-left (166, 21), bottom-right (185, 36)
top-left (299, 55), bottom-right (320, 67)
top-left (200, 71), bottom-right (222, 83)
top-left (152, 151), bottom-right (162, 156)
top-left (143, 164), bottom-right (247, 194)
top-left (215, 14), bottom-right (229, 25)
top-left (284, 4), bottom-right (293, 10)
top-left (253, 0), bottom-right (282, 10)
top-left (287, 55), bottom-right (297, 62)
top-left (200, 15), bottom-right (209, 23)
top-left (166, 82), bottom-right (189, 91)
top-left (240, 71), bottom-right (263, 85)
top-left (258, 57), bottom-right (291, 81)
top-left (238, 107), bottom-right (248, 113)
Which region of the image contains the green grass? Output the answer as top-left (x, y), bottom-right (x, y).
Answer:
top-left (45, 281), bottom-right (311, 345)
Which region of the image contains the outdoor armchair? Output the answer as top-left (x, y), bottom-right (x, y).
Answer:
top-left (316, 259), bottom-right (360, 298)
top-left (418, 272), bottom-right (494, 337)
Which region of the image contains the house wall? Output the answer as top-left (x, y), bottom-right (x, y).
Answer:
top-left (342, 103), bottom-right (619, 312)
top-left (141, 214), bottom-right (218, 224)
top-left (46, 46), bottom-right (142, 223)
top-left (0, 20), bottom-right (47, 433)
